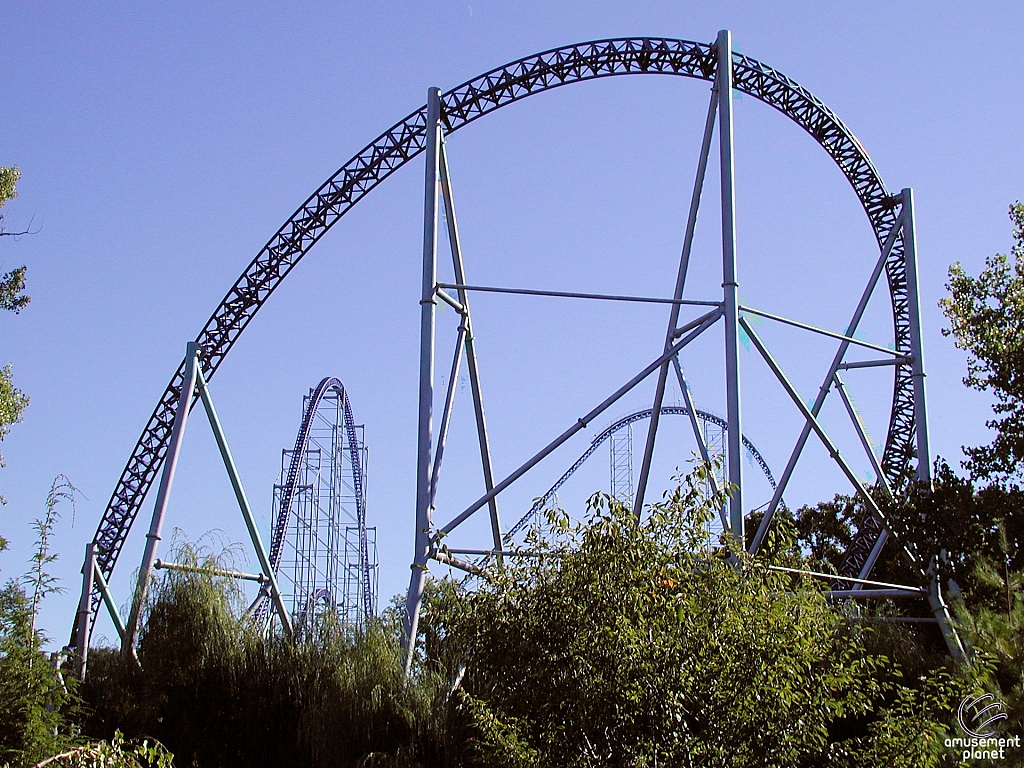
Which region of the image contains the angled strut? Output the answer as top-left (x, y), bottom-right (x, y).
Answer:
top-left (634, 84), bottom-right (718, 517)
top-left (438, 135), bottom-right (503, 553)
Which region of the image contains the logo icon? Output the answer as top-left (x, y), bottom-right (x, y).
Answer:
top-left (959, 693), bottom-right (1009, 738)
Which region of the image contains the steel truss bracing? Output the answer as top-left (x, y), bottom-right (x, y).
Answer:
top-left (78, 343), bottom-right (294, 663)
top-left (252, 377), bottom-right (377, 631)
top-left (609, 424), bottom-right (634, 504)
top-left (76, 33), bottom-right (957, 660)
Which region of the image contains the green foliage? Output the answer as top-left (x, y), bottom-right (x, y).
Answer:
top-left (0, 166), bottom-right (30, 312)
top-left (785, 492), bottom-right (861, 565)
top-left (955, 524), bottom-right (1024, 736)
top-left (941, 202), bottom-right (1024, 483)
top-left (899, 466), bottom-right (1023, 602)
top-left (81, 537), bottom-right (453, 768)
top-left (0, 267), bottom-right (31, 314)
top-left (25, 479), bottom-right (76, 637)
top-left (774, 468), bottom-right (1024, 692)
top-left (28, 732), bottom-right (173, 768)
top-left (0, 166), bottom-right (19, 209)
top-left (0, 365), bottom-right (29, 493)
top-left (421, 467), bottom-right (961, 767)
top-left (0, 494), bottom-right (80, 768)
top-left (780, 464), bottom-right (1023, 607)
top-left (0, 580), bottom-right (74, 767)
top-left (73, 471), bottom-right (979, 767)
top-left (0, 164), bottom-right (30, 501)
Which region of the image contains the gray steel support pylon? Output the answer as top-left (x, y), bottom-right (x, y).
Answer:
top-left (121, 342), bottom-right (201, 660)
top-left (74, 543), bottom-right (97, 678)
top-left (403, 87), bottom-right (442, 674)
top-left (901, 188), bottom-right (931, 483)
top-left (717, 29), bottom-right (744, 540)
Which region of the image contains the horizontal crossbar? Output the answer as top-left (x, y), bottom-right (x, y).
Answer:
top-left (444, 548), bottom-right (549, 558)
top-left (154, 559), bottom-right (267, 583)
top-left (438, 282), bottom-right (721, 307)
top-left (827, 588), bottom-right (925, 599)
top-left (837, 357), bottom-right (910, 370)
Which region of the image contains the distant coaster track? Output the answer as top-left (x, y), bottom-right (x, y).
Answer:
top-left (506, 406), bottom-right (780, 540)
top-left (83, 37), bottom-right (917, 629)
top-left (252, 376), bottom-right (372, 624)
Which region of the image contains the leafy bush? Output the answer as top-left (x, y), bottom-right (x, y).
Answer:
top-left (30, 733), bottom-right (172, 768)
top-left (420, 467), bottom-right (964, 767)
top-left (79, 471), bottom-right (975, 767)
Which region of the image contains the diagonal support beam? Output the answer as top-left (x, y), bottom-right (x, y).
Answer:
top-left (429, 327), bottom-right (467, 511)
top-left (437, 308), bottom-right (722, 539)
top-left (738, 306), bottom-right (909, 358)
top-left (749, 212), bottom-right (904, 554)
top-left (195, 365), bottom-right (292, 636)
top-left (634, 85), bottom-right (718, 517)
top-left (93, 564), bottom-right (125, 640)
top-left (740, 317), bottom-right (921, 573)
top-left (438, 135), bottom-right (503, 553)
top-left (833, 371), bottom-right (892, 500)
top-left (437, 282), bottom-right (720, 307)
top-left (672, 356), bottom-right (729, 530)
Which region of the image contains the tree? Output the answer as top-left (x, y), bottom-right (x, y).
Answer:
top-left (420, 468), bottom-right (962, 767)
top-left (1, 165), bottom-right (33, 309)
top-left (955, 524), bottom-right (1024, 737)
top-left (941, 202), bottom-right (1024, 484)
top-left (0, 479), bottom-right (79, 768)
top-left (0, 164), bottom-right (31, 504)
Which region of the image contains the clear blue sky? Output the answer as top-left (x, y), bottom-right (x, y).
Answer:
top-left (2, 2), bottom-right (1022, 647)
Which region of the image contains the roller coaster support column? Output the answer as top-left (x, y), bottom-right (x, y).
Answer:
top-left (122, 342), bottom-right (200, 660)
top-left (404, 87), bottom-right (442, 673)
top-left (633, 73), bottom-right (717, 518)
top-left (74, 542), bottom-right (97, 678)
top-left (718, 30), bottom-right (744, 539)
top-left (902, 188), bottom-right (931, 483)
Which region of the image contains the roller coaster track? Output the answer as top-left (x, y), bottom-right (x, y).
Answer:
top-left (254, 377), bottom-right (372, 624)
top-left (506, 406), bottom-right (780, 539)
top-left (81, 37), bottom-right (917, 638)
